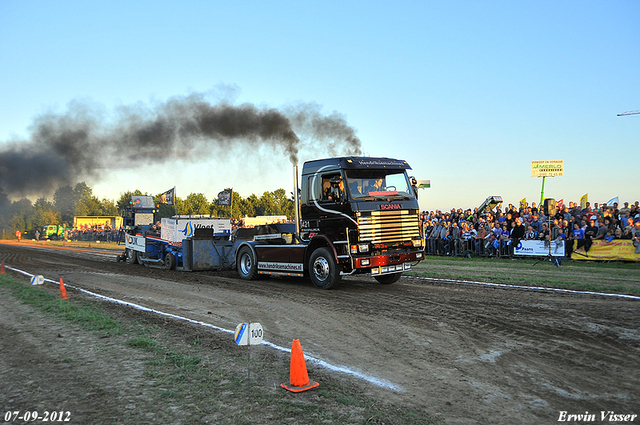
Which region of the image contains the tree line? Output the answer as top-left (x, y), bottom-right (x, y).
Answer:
top-left (0, 182), bottom-right (295, 238)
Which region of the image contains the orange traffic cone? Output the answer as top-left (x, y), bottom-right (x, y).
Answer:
top-left (1, 261), bottom-right (5, 274)
top-left (281, 339), bottom-right (319, 392)
top-left (59, 278), bottom-right (68, 300)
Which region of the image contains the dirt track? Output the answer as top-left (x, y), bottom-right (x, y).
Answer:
top-left (1, 241), bottom-right (639, 424)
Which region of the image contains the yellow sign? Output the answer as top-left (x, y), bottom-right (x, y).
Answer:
top-left (531, 160), bottom-right (564, 177)
top-left (571, 240), bottom-right (640, 262)
top-left (580, 194), bottom-right (588, 210)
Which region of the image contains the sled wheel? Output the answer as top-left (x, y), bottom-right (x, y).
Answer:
top-left (164, 252), bottom-right (176, 270)
top-left (125, 248), bottom-right (139, 265)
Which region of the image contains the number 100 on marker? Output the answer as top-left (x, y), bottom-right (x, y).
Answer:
top-left (234, 323), bottom-right (263, 346)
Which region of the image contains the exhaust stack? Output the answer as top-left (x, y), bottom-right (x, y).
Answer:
top-left (294, 165), bottom-right (300, 239)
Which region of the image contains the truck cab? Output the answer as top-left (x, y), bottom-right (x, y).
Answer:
top-left (236, 156), bottom-right (425, 289)
top-left (301, 157), bottom-right (423, 286)
top-left (42, 225), bottom-right (65, 240)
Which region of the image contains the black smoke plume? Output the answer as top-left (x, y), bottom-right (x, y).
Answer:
top-left (0, 91), bottom-right (362, 199)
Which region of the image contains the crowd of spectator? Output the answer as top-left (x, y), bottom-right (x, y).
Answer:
top-left (421, 200), bottom-right (640, 258)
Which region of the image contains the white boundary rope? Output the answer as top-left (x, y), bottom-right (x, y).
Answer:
top-left (2, 264), bottom-right (401, 391)
top-left (406, 275), bottom-right (640, 300)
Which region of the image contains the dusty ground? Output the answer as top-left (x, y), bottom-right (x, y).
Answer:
top-left (1, 241), bottom-right (639, 424)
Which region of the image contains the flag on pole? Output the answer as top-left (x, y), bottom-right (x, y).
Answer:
top-left (519, 198), bottom-right (526, 208)
top-left (557, 199), bottom-right (564, 211)
top-left (217, 189), bottom-right (233, 206)
top-left (606, 197), bottom-right (619, 207)
top-left (159, 187), bottom-right (175, 205)
top-left (580, 193), bottom-right (588, 210)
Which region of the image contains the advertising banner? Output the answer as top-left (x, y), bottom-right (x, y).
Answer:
top-left (531, 160), bottom-right (564, 177)
top-left (161, 217), bottom-right (231, 245)
top-left (571, 240), bottom-right (640, 262)
top-left (515, 240), bottom-right (565, 257)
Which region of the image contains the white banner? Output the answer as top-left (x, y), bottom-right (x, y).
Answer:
top-left (514, 240), bottom-right (565, 257)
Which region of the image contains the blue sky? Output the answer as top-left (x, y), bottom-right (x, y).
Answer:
top-left (1, 1), bottom-right (638, 211)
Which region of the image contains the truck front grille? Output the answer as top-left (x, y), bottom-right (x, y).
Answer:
top-left (357, 210), bottom-right (420, 244)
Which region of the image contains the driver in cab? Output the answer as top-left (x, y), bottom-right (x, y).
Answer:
top-left (331, 178), bottom-right (347, 203)
top-left (370, 177), bottom-right (384, 192)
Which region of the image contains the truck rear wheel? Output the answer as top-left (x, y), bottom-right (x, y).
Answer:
top-left (164, 252), bottom-right (176, 270)
top-left (237, 246), bottom-right (258, 280)
top-left (374, 272), bottom-right (402, 284)
top-left (309, 247), bottom-right (341, 289)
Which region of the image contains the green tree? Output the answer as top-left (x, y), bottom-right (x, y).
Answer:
top-left (6, 198), bottom-right (33, 237)
top-left (75, 193), bottom-right (102, 216)
top-left (240, 194), bottom-right (259, 218)
top-left (53, 185), bottom-right (77, 224)
top-left (174, 196), bottom-right (186, 216)
top-left (100, 198), bottom-right (118, 216)
top-left (272, 188), bottom-right (294, 217)
top-left (72, 182), bottom-right (101, 216)
top-left (32, 197), bottom-right (61, 230)
top-left (116, 190), bottom-right (146, 214)
top-left (258, 191), bottom-right (276, 215)
top-left (183, 193), bottom-right (209, 215)
top-left (230, 191), bottom-right (242, 219)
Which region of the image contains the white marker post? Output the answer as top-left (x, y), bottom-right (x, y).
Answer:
top-left (30, 275), bottom-right (44, 285)
top-left (234, 322), bottom-right (263, 399)
top-left (234, 322), bottom-right (263, 346)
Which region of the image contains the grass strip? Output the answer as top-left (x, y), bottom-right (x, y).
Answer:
top-left (1, 275), bottom-right (121, 333)
top-left (407, 256), bottom-right (640, 295)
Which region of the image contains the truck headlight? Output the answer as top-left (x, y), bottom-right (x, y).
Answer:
top-left (412, 239), bottom-right (422, 247)
top-left (358, 243), bottom-right (369, 253)
top-left (361, 259), bottom-right (370, 266)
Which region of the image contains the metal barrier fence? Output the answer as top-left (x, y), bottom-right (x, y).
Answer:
top-left (424, 237), bottom-right (515, 258)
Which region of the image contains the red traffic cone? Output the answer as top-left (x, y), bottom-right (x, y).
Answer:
top-left (59, 278), bottom-right (68, 300)
top-left (1, 261), bottom-right (5, 274)
top-left (281, 339), bottom-right (319, 392)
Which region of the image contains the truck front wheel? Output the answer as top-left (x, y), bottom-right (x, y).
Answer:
top-left (237, 246), bottom-right (258, 280)
top-left (374, 272), bottom-right (402, 284)
top-left (309, 248), bottom-right (341, 289)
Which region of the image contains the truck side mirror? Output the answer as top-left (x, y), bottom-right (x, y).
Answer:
top-left (410, 176), bottom-right (419, 199)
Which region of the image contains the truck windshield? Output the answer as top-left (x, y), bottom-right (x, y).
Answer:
top-left (345, 170), bottom-right (415, 200)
